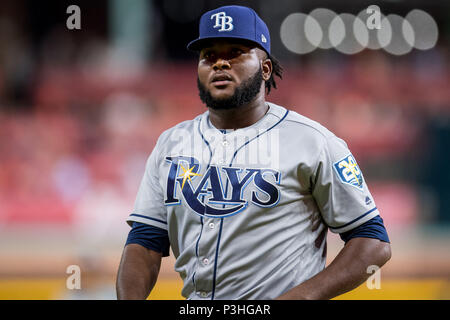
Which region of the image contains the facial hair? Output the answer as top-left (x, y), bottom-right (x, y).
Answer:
top-left (197, 66), bottom-right (263, 110)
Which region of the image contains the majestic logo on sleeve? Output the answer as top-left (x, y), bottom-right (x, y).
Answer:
top-left (164, 156), bottom-right (281, 218)
top-left (333, 154), bottom-right (364, 190)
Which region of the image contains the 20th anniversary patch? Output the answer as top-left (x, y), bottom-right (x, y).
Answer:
top-left (333, 154), bottom-right (364, 190)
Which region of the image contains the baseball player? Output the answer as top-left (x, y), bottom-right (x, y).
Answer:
top-left (116, 5), bottom-right (391, 300)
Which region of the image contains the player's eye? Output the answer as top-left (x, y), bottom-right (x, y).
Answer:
top-left (202, 51), bottom-right (215, 61)
top-left (230, 48), bottom-right (243, 57)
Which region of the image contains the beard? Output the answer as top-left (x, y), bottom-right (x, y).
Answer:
top-left (197, 66), bottom-right (263, 110)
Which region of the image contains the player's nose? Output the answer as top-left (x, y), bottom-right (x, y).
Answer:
top-left (212, 58), bottom-right (231, 71)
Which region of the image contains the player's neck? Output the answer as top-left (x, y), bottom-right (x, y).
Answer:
top-left (208, 95), bottom-right (268, 130)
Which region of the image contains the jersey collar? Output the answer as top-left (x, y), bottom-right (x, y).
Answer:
top-left (199, 102), bottom-right (288, 147)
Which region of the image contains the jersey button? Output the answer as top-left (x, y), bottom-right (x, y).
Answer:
top-left (222, 140), bottom-right (229, 147)
top-left (208, 222), bottom-right (215, 229)
top-left (199, 291), bottom-right (208, 298)
top-left (203, 258), bottom-right (209, 265)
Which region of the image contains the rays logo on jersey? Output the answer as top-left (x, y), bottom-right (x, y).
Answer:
top-left (333, 154), bottom-right (364, 190)
top-left (164, 156), bottom-right (281, 218)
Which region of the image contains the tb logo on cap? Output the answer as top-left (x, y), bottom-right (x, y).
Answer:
top-left (211, 12), bottom-right (234, 32)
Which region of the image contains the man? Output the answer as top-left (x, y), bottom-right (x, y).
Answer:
top-left (116, 5), bottom-right (391, 300)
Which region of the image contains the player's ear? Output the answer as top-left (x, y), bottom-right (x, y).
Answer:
top-left (261, 58), bottom-right (272, 82)
top-left (254, 47), bottom-right (272, 83)
top-left (256, 48), bottom-right (272, 81)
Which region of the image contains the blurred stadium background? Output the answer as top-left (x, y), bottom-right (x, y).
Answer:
top-left (0, 0), bottom-right (449, 300)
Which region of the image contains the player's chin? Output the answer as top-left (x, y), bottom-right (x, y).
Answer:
top-left (208, 85), bottom-right (236, 100)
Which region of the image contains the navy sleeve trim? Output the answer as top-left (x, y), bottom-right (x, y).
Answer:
top-left (126, 222), bottom-right (170, 257)
top-left (330, 207), bottom-right (378, 230)
top-left (339, 215), bottom-right (390, 244)
top-left (129, 213), bottom-right (167, 225)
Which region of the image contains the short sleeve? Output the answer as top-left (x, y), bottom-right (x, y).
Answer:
top-left (312, 135), bottom-right (380, 233)
top-left (127, 143), bottom-right (168, 230)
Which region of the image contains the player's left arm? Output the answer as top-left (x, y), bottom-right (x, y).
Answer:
top-left (278, 134), bottom-right (392, 300)
top-left (276, 236), bottom-right (391, 300)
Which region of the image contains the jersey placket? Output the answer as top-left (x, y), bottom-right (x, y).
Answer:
top-left (193, 130), bottom-right (232, 299)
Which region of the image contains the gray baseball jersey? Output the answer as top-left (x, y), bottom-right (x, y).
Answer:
top-left (127, 102), bottom-right (379, 300)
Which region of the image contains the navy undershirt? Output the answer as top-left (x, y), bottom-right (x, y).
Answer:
top-left (125, 221), bottom-right (170, 256)
top-left (125, 215), bottom-right (389, 255)
top-left (339, 215), bottom-right (390, 243)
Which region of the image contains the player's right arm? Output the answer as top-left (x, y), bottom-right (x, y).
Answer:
top-left (117, 132), bottom-right (171, 299)
top-left (116, 244), bottom-right (162, 299)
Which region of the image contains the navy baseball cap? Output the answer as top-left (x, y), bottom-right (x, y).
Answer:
top-left (187, 5), bottom-right (271, 54)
